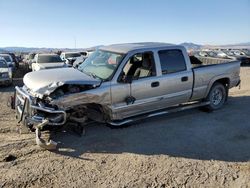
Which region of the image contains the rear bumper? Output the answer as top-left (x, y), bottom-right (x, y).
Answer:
top-left (15, 86), bottom-right (67, 126)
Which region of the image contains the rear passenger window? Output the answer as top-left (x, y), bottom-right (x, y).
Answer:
top-left (158, 50), bottom-right (186, 74)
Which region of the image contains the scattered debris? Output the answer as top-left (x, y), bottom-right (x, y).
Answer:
top-left (3, 154), bottom-right (17, 162)
top-left (35, 120), bottom-right (57, 150)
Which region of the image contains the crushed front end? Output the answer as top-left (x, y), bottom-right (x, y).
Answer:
top-left (13, 86), bottom-right (67, 150)
top-left (15, 86), bottom-right (67, 128)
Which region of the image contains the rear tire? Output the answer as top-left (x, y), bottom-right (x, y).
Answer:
top-left (203, 82), bottom-right (227, 111)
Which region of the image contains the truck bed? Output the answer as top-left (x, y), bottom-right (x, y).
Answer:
top-left (190, 55), bottom-right (233, 68)
top-left (189, 56), bottom-right (241, 101)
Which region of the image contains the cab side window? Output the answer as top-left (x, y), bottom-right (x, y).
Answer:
top-left (121, 52), bottom-right (156, 81)
top-left (158, 50), bottom-right (186, 74)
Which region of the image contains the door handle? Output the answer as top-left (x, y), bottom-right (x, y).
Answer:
top-left (151, 81), bottom-right (160, 87)
top-left (181, 76), bottom-right (188, 82)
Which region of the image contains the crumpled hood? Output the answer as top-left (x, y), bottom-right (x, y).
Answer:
top-left (23, 68), bottom-right (101, 97)
top-left (38, 62), bottom-right (65, 69)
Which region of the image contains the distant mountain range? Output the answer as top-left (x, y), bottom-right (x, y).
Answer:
top-left (0, 47), bottom-right (85, 53)
top-left (0, 42), bottom-right (249, 53)
top-left (179, 43), bottom-right (203, 51)
top-left (180, 42), bottom-right (250, 51)
top-left (209, 42), bottom-right (250, 49)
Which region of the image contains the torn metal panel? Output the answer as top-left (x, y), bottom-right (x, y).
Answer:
top-left (51, 87), bottom-right (111, 109)
top-left (35, 120), bottom-right (57, 150)
top-left (36, 128), bottom-right (57, 150)
top-left (23, 68), bottom-right (101, 97)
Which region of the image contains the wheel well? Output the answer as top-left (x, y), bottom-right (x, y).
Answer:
top-left (215, 78), bottom-right (230, 89)
top-left (205, 78), bottom-right (230, 99)
top-left (213, 78), bottom-right (230, 101)
top-left (70, 103), bottom-right (110, 123)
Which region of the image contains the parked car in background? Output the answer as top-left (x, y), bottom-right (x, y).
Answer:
top-left (233, 50), bottom-right (246, 56)
top-left (1, 53), bottom-right (19, 69)
top-left (24, 53), bottom-right (36, 69)
top-left (193, 50), bottom-right (228, 59)
top-left (60, 52), bottom-right (85, 67)
top-left (75, 49), bottom-right (97, 67)
top-left (31, 53), bottom-right (67, 71)
top-left (241, 49), bottom-right (250, 56)
top-left (191, 49), bottom-right (250, 66)
top-left (198, 51), bottom-right (209, 57)
top-left (215, 51), bottom-right (228, 58)
top-left (205, 51), bottom-right (218, 58)
top-left (0, 54), bottom-right (16, 70)
top-left (0, 58), bottom-right (12, 86)
top-left (223, 50), bottom-right (250, 65)
top-left (79, 50), bottom-right (95, 57)
top-left (79, 51), bottom-right (88, 57)
top-left (16, 55), bottom-right (22, 63)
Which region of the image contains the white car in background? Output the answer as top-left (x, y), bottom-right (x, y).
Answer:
top-left (31, 54), bottom-right (67, 71)
top-left (0, 58), bottom-right (12, 85)
top-left (79, 50), bottom-right (95, 58)
top-left (216, 51), bottom-right (228, 58)
top-left (0, 54), bottom-right (15, 70)
top-left (60, 52), bottom-right (85, 67)
top-left (24, 53), bottom-right (36, 69)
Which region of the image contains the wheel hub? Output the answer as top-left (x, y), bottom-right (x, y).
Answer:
top-left (212, 88), bottom-right (223, 105)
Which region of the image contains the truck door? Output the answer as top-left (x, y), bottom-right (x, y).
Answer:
top-left (155, 49), bottom-right (193, 107)
top-left (111, 51), bottom-right (165, 119)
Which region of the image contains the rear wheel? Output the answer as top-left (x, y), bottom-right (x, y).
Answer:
top-left (204, 83), bottom-right (227, 111)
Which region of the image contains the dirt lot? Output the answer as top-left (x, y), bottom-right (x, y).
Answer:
top-left (0, 66), bottom-right (250, 188)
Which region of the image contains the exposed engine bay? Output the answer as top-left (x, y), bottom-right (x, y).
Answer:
top-left (48, 84), bottom-right (95, 100)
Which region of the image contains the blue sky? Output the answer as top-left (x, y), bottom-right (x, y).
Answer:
top-left (0, 0), bottom-right (249, 48)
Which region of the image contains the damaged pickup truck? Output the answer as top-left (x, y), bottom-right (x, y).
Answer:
top-left (12, 43), bottom-right (241, 149)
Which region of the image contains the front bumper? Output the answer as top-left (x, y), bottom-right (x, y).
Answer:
top-left (15, 86), bottom-right (67, 126)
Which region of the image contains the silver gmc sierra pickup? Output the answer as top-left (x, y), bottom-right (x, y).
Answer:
top-left (13, 43), bottom-right (241, 149)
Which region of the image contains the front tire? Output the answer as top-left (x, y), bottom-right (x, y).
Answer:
top-left (204, 83), bottom-right (227, 111)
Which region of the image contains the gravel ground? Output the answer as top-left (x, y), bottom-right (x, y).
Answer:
top-left (0, 66), bottom-right (250, 188)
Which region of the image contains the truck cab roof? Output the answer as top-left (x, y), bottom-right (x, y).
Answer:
top-left (100, 42), bottom-right (179, 54)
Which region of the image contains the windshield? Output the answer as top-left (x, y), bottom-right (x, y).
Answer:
top-left (199, 52), bottom-right (208, 56)
top-left (0, 56), bottom-right (11, 62)
top-left (218, 51), bottom-right (226, 55)
top-left (225, 51), bottom-right (234, 56)
top-left (243, 50), bottom-right (250, 56)
top-left (80, 52), bottom-right (88, 56)
top-left (65, 53), bottom-right (81, 58)
top-left (0, 60), bottom-right (8, 68)
top-left (208, 52), bottom-right (217, 57)
top-left (233, 51), bottom-right (244, 56)
top-left (78, 50), bottom-right (124, 80)
top-left (38, 55), bottom-right (63, 63)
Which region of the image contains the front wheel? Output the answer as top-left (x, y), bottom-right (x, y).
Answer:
top-left (204, 83), bottom-right (227, 111)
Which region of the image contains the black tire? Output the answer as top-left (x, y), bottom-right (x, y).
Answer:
top-left (204, 82), bottom-right (227, 111)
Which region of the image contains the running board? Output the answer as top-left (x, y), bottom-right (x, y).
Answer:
top-left (108, 101), bottom-right (210, 126)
